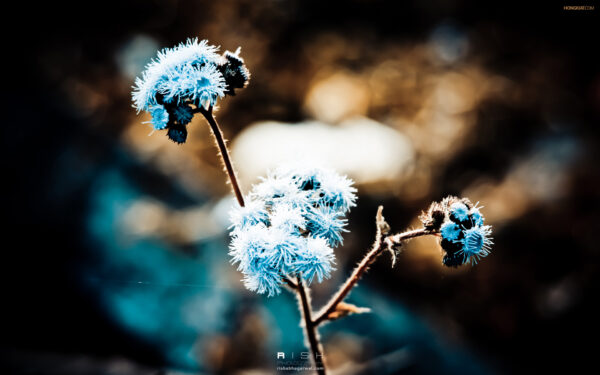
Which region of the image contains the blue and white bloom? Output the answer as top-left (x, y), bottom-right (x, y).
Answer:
top-left (145, 104), bottom-right (169, 130)
top-left (440, 221), bottom-right (461, 241)
top-left (449, 202), bottom-right (469, 223)
top-left (439, 198), bottom-right (493, 267)
top-left (229, 199), bottom-right (270, 230)
top-left (131, 38), bottom-right (250, 143)
top-left (172, 105), bottom-right (194, 125)
top-left (459, 225), bottom-right (493, 265)
top-left (229, 165), bottom-right (357, 296)
top-left (132, 38), bottom-right (223, 112)
top-left (159, 63), bottom-right (226, 107)
top-left (295, 237), bottom-right (336, 284)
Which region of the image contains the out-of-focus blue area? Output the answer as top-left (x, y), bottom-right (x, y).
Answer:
top-left (78, 165), bottom-right (488, 372)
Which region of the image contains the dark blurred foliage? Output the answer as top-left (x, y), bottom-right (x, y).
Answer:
top-left (2, 0), bottom-right (599, 374)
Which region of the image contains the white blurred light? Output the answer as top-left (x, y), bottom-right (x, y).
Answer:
top-left (231, 116), bottom-right (415, 187)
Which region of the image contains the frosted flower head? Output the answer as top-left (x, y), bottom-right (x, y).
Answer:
top-left (146, 104), bottom-right (169, 130)
top-left (440, 221), bottom-right (461, 241)
top-left (435, 196), bottom-right (493, 267)
top-left (270, 204), bottom-right (306, 234)
top-left (229, 165), bottom-right (356, 296)
top-left (294, 237), bottom-right (336, 284)
top-left (218, 48), bottom-right (251, 96)
top-left (229, 199), bottom-right (270, 230)
top-left (159, 63), bottom-right (225, 107)
top-left (305, 207), bottom-right (348, 247)
top-left (449, 202), bottom-right (469, 223)
top-left (131, 38), bottom-right (250, 143)
top-left (172, 104), bottom-right (194, 125)
top-left (459, 225), bottom-right (493, 265)
top-left (275, 164), bottom-right (357, 213)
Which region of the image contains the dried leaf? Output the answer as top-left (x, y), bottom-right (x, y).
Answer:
top-left (376, 206), bottom-right (391, 235)
top-left (326, 302), bottom-right (371, 321)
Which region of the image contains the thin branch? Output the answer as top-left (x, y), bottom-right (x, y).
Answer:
top-left (283, 276), bottom-right (298, 290)
top-left (296, 277), bottom-right (326, 375)
top-left (198, 106), bottom-right (245, 207)
top-left (313, 207), bottom-right (431, 326)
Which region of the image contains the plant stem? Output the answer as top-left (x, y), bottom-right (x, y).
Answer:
top-left (199, 106), bottom-right (245, 207)
top-left (313, 227), bottom-right (430, 326)
top-left (296, 277), bottom-right (326, 375)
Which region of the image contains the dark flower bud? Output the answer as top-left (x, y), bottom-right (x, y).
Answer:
top-left (420, 202), bottom-right (446, 231)
top-left (167, 124), bottom-right (188, 144)
top-left (443, 252), bottom-right (466, 267)
top-left (218, 48), bottom-right (251, 96)
top-left (435, 195), bottom-right (493, 266)
top-left (172, 104), bottom-right (194, 125)
top-left (440, 238), bottom-right (462, 256)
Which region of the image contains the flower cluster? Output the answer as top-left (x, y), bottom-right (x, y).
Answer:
top-left (229, 165), bottom-right (357, 296)
top-left (421, 196), bottom-right (493, 267)
top-left (132, 39), bottom-right (250, 144)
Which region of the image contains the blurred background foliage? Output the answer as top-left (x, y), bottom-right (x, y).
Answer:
top-left (2, 0), bottom-right (599, 374)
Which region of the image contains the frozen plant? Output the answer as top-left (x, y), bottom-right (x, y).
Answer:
top-left (229, 166), bottom-right (357, 297)
top-left (132, 38), bottom-right (249, 207)
top-left (132, 38), bottom-right (250, 144)
top-left (132, 38), bottom-right (494, 375)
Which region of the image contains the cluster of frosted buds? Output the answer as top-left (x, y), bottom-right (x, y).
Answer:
top-left (421, 196), bottom-right (493, 267)
top-left (229, 165), bottom-right (357, 296)
top-left (132, 38), bottom-right (250, 144)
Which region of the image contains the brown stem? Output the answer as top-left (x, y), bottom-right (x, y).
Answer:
top-left (296, 277), bottom-right (326, 375)
top-left (314, 226), bottom-right (430, 326)
top-left (283, 276), bottom-right (298, 290)
top-left (199, 106), bottom-right (245, 207)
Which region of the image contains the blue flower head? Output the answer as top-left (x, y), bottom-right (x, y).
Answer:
top-left (270, 204), bottom-right (306, 234)
top-left (229, 199), bottom-right (269, 230)
top-left (172, 104), bottom-right (194, 125)
top-left (131, 38), bottom-right (250, 143)
top-left (469, 207), bottom-right (484, 226)
top-left (275, 164), bottom-right (357, 213)
top-left (459, 225), bottom-right (493, 265)
top-left (449, 202), bottom-right (469, 223)
top-left (294, 237), bottom-right (336, 284)
top-left (440, 221), bottom-right (461, 241)
top-left (229, 165), bottom-right (356, 296)
top-left (438, 197), bottom-right (493, 267)
top-left (305, 207), bottom-right (348, 247)
top-left (145, 104), bottom-right (169, 130)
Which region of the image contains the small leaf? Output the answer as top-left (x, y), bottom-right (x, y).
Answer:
top-left (326, 302), bottom-right (371, 321)
top-left (376, 206), bottom-right (391, 235)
